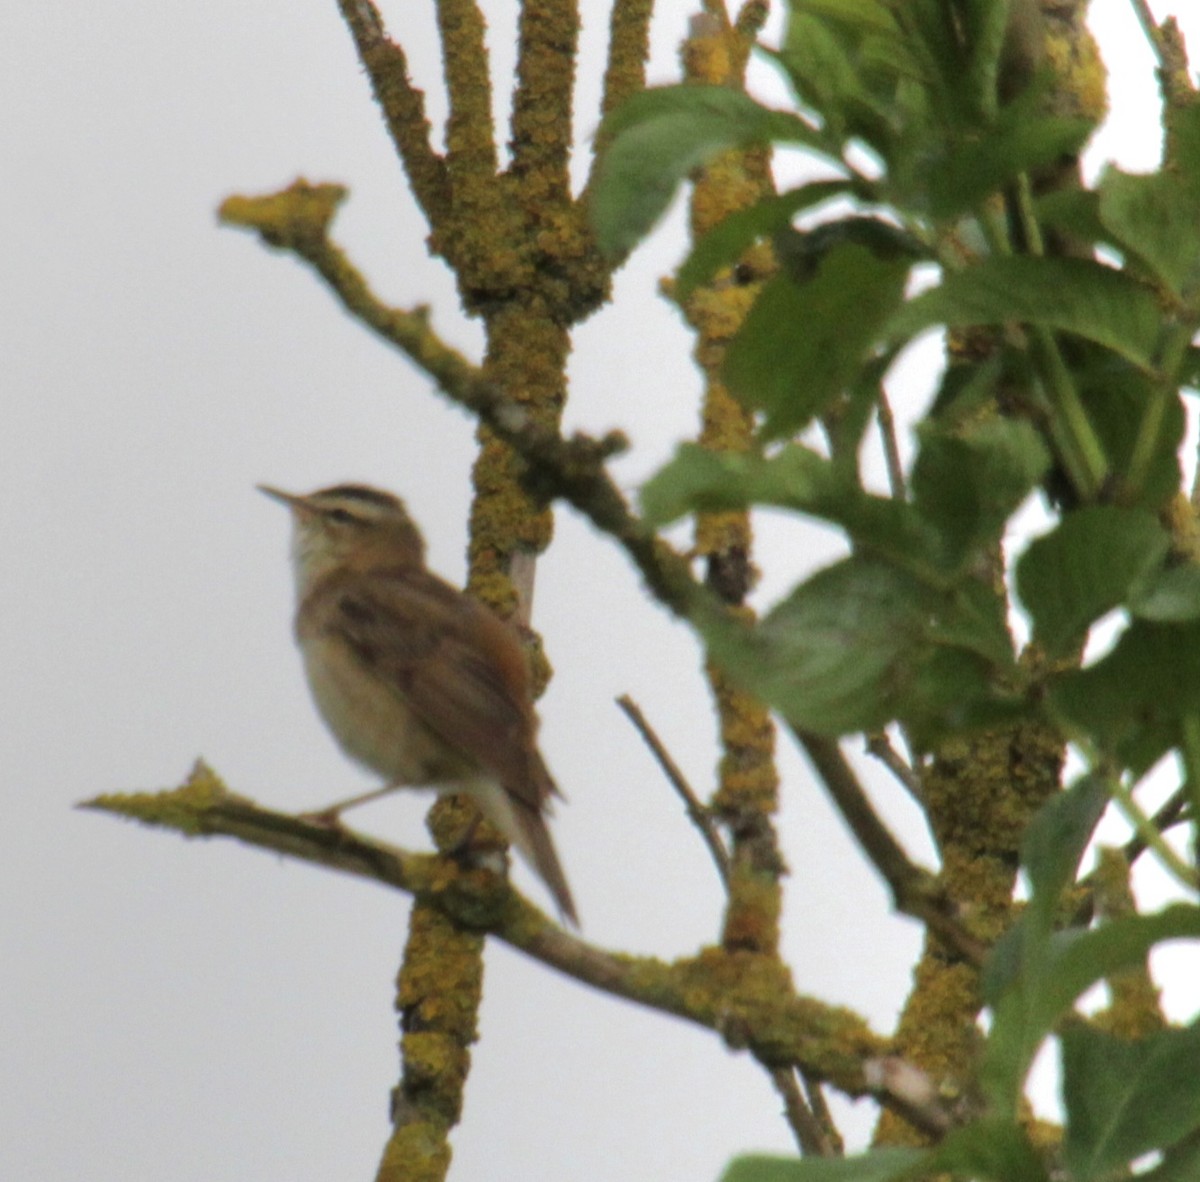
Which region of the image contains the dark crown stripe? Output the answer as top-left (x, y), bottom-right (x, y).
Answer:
top-left (316, 484), bottom-right (401, 508)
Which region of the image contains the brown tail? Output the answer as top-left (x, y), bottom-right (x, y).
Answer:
top-left (509, 800), bottom-right (578, 927)
top-left (472, 764), bottom-right (578, 926)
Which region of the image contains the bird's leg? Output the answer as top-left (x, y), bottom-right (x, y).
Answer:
top-left (299, 782), bottom-right (402, 827)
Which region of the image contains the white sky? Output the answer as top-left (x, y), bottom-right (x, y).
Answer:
top-left (4, 2), bottom-right (1199, 1180)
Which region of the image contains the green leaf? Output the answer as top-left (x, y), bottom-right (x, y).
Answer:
top-left (1038, 906), bottom-right (1200, 1039)
top-left (676, 182), bottom-right (852, 301)
top-left (927, 1119), bottom-right (1050, 1182)
top-left (638, 444), bottom-right (934, 571)
top-left (1077, 357), bottom-right (1184, 510)
top-left (1130, 562), bottom-right (1200, 622)
top-left (983, 906), bottom-right (1200, 1118)
top-left (980, 777), bottom-right (1112, 1118)
top-left (928, 578), bottom-right (1014, 667)
top-left (1049, 620), bottom-right (1200, 774)
top-left (725, 243), bottom-right (911, 437)
top-left (911, 418), bottom-right (1051, 570)
top-left (719, 1149), bottom-right (924, 1182)
top-left (1015, 507), bottom-right (1171, 657)
top-left (1139, 1133), bottom-right (1200, 1182)
top-left (774, 7), bottom-right (914, 153)
top-left (726, 556), bottom-right (933, 734)
top-left (888, 257), bottom-right (1165, 372)
top-left (592, 86), bottom-right (823, 258)
top-left (928, 353), bottom-right (1006, 422)
top-left (1019, 775), bottom-right (1110, 931)
top-left (1035, 188), bottom-right (1109, 250)
top-left (1063, 1021), bottom-right (1200, 1180)
top-left (981, 922), bottom-right (1026, 1006)
top-left (901, 645), bottom-right (1017, 748)
top-left (927, 113), bottom-right (1094, 221)
top-left (709, 554), bottom-right (1012, 738)
top-left (1098, 165), bottom-right (1200, 298)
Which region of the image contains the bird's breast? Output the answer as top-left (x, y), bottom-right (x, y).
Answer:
top-left (298, 634), bottom-right (474, 785)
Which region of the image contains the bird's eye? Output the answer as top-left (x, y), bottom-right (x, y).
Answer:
top-left (328, 508), bottom-right (357, 525)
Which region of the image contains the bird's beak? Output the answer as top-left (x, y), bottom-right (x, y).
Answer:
top-left (256, 485), bottom-right (310, 514)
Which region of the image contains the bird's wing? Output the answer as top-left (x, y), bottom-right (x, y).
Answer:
top-left (317, 566), bottom-right (551, 810)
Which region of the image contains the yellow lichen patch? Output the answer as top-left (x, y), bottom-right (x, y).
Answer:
top-left (924, 723), bottom-right (1061, 862)
top-left (468, 435), bottom-right (553, 567)
top-left (374, 1119), bottom-right (453, 1182)
top-left (699, 378), bottom-right (756, 451)
top-left (402, 1031), bottom-right (470, 1093)
top-left (80, 760), bottom-right (237, 836)
top-left (396, 907), bottom-right (484, 1048)
top-left (1043, 10), bottom-right (1108, 123)
top-left (696, 511), bottom-right (751, 564)
top-left (218, 180), bottom-right (347, 250)
top-left (720, 868), bottom-right (782, 953)
top-left (691, 149), bottom-right (768, 238)
top-left (676, 946), bottom-right (795, 1034)
top-left (876, 955), bottom-right (983, 1148)
top-left (686, 277), bottom-right (764, 344)
top-left (1163, 491), bottom-right (1200, 563)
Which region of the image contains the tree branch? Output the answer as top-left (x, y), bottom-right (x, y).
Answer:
top-left (616, 694), bottom-right (730, 886)
top-left (793, 730), bottom-right (986, 967)
top-left (80, 761), bottom-right (912, 1107)
top-left (335, 0), bottom-right (451, 226)
top-left (435, 0), bottom-right (498, 184)
top-left (511, 0), bottom-right (578, 200)
top-left (219, 180), bottom-right (713, 627)
top-left (865, 731), bottom-right (924, 805)
top-left (769, 1066), bottom-right (841, 1157)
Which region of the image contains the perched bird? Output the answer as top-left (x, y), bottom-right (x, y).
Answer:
top-left (258, 482), bottom-right (577, 925)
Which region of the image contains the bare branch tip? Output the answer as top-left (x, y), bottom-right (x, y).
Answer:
top-left (218, 179), bottom-right (348, 249)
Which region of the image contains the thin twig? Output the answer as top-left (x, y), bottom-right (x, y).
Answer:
top-left (876, 388), bottom-right (906, 501)
top-left (78, 762), bottom-right (941, 1120)
top-left (794, 730), bottom-right (986, 966)
top-left (865, 731), bottom-right (923, 805)
top-left (1125, 786), bottom-right (1191, 866)
top-left (1129, 0), bottom-right (1170, 72)
top-left (510, 0), bottom-right (578, 199)
top-left (769, 1066), bottom-right (841, 1157)
top-left (863, 1056), bottom-right (958, 1136)
top-left (800, 1071), bottom-right (844, 1156)
top-left (597, 0), bottom-right (652, 121)
top-left (616, 695), bottom-right (730, 885)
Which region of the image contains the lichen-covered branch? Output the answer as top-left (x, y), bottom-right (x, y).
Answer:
top-left (676, 9), bottom-right (783, 967)
top-left (220, 179), bottom-right (710, 624)
top-left (336, 0), bottom-right (451, 226)
top-left (434, 0), bottom-right (498, 186)
top-left (82, 761), bottom-right (965, 1134)
top-left (217, 181), bottom-right (994, 976)
top-left (595, 0), bottom-right (654, 132)
top-left (510, 0), bottom-right (578, 204)
top-left (795, 731), bottom-right (987, 968)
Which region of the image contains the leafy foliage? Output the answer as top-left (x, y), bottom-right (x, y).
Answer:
top-left (592, 0), bottom-right (1200, 1176)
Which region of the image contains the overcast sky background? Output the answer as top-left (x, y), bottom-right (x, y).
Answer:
top-left (5, 3), bottom-right (1200, 1180)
